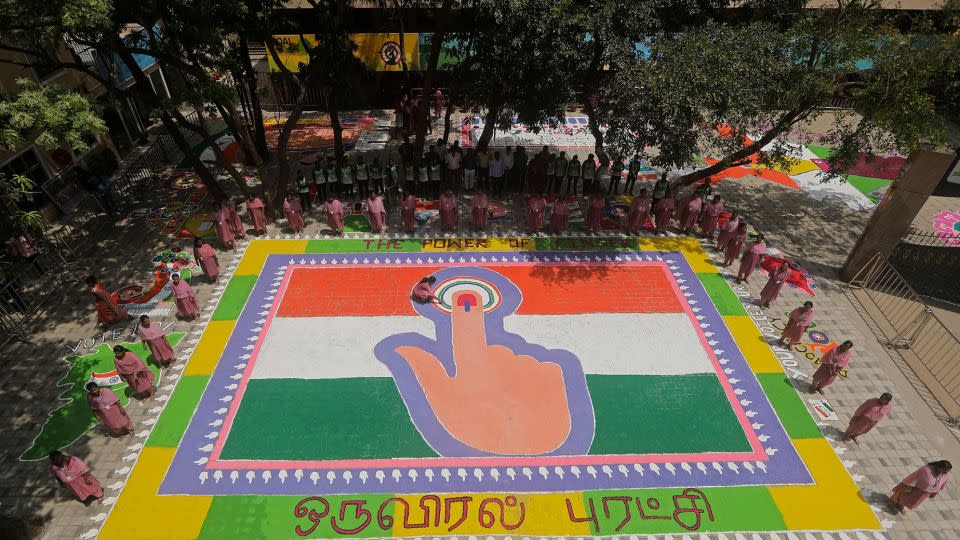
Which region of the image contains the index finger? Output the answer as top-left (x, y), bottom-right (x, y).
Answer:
top-left (451, 290), bottom-right (487, 361)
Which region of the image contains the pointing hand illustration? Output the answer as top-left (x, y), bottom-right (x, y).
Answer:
top-left (393, 290), bottom-right (572, 455)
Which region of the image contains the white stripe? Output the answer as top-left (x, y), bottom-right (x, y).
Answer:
top-left (252, 314), bottom-right (712, 380)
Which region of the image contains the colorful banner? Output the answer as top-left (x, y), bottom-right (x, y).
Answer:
top-left (267, 33), bottom-right (419, 72)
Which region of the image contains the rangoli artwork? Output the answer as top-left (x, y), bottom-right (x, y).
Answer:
top-left (932, 210), bottom-right (960, 246)
top-left (96, 236), bottom-right (884, 539)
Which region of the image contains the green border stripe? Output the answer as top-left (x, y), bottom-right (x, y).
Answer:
top-left (146, 375), bottom-right (210, 447)
top-left (212, 275), bottom-right (257, 321)
top-left (306, 239), bottom-right (422, 253)
top-left (757, 373), bottom-right (823, 439)
top-left (697, 273), bottom-right (747, 316)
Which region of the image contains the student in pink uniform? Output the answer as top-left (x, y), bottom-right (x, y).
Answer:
top-left (723, 222), bottom-right (749, 266)
top-left (810, 340), bottom-right (853, 394)
top-left (170, 274), bottom-right (200, 320)
top-left (471, 189), bottom-right (489, 231)
top-left (843, 392), bottom-right (893, 444)
top-left (86, 276), bottom-right (130, 326)
top-left (400, 189), bottom-right (417, 233)
top-left (680, 193), bottom-right (702, 233)
top-left (323, 195), bottom-right (344, 235)
top-left (700, 196), bottom-right (724, 237)
top-left (210, 203), bottom-right (235, 250)
top-left (50, 451), bottom-right (103, 504)
top-left (759, 261), bottom-right (791, 308)
top-left (439, 189), bottom-right (457, 232)
top-left (674, 191), bottom-right (694, 228)
top-left (86, 382), bottom-right (133, 437)
top-left (737, 233), bottom-right (766, 283)
top-left (137, 315), bottom-right (176, 367)
top-left (626, 189), bottom-right (652, 234)
top-left (778, 301), bottom-right (814, 346)
top-left (412, 276), bottom-right (438, 303)
top-left (245, 195), bottom-right (267, 234)
top-left (891, 460), bottom-right (952, 514)
top-left (528, 193), bottom-right (546, 233)
top-left (113, 345), bottom-right (154, 399)
top-left (549, 196), bottom-right (570, 234)
top-left (223, 199), bottom-right (247, 239)
top-left (193, 238), bottom-right (219, 282)
top-left (586, 191), bottom-right (605, 233)
top-left (654, 189), bottom-right (676, 235)
top-left (367, 192), bottom-right (387, 233)
top-left (715, 211), bottom-right (740, 251)
top-left (283, 194), bottom-right (305, 233)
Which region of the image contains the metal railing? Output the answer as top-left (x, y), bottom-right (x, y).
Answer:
top-left (901, 228), bottom-right (960, 248)
top-left (849, 252), bottom-right (960, 420)
top-left (0, 238), bottom-right (75, 346)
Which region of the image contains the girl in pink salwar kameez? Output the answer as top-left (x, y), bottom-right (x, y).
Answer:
top-left (716, 211), bottom-right (740, 251)
top-left (759, 262), bottom-right (791, 308)
top-left (472, 190), bottom-right (489, 230)
top-left (401, 191), bottom-right (417, 233)
top-left (528, 194), bottom-right (546, 233)
top-left (323, 196), bottom-right (344, 235)
top-left (246, 195), bottom-right (267, 234)
top-left (700, 197), bottom-right (724, 237)
top-left (86, 382), bottom-right (133, 436)
top-left (412, 276), bottom-right (437, 303)
top-left (211, 205), bottom-right (235, 250)
top-left (85, 276), bottom-right (130, 326)
top-left (811, 340), bottom-right (853, 393)
top-left (113, 345), bottom-right (154, 398)
top-left (674, 193), bottom-right (693, 228)
top-left (50, 452), bottom-right (102, 503)
top-left (170, 274), bottom-right (200, 320)
top-left (367, 194), bottom-right (387, 233)
top-left (723, 222), bottom-right (749, 266)
top-left (193, 238), bottom-right (219, 281)
top-left (737, 233), bottom-right (766, 283)
top-left (549, 197), bottom-right (569, 233)
top-left (137, 315), bottom-right (175, 367)
top-left (586, 192), bottom-right (605, 233)
top-left (891, 461), bottom-right (951, 514)
top-left (439, 190), bottom-right (457, 232)
top-left (681, 195), bottom-right (702, 233)
top-left (223, 199), bottom-right (247, 239)
top-left (844, 392), bottom-right (892, 444)
top-left (626, 190), bottom-right (652, 233)
top-left (283, 195), bottom-right (305, 233)
top-left (654, 191), bottom-right (676, 235)
top-left (778, 302), bottom-right (814, 346)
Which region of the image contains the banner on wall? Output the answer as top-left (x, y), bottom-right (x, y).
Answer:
top-left (267, 33), bottom-right (420, 72)
top-left (266, 33), bottom-right (459, 72)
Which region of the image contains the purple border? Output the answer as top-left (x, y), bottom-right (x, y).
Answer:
top-left (159, 250), bottom-right (811, 495)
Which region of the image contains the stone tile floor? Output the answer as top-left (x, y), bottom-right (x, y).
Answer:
top-left (1, 171), bottom-right (959, 539)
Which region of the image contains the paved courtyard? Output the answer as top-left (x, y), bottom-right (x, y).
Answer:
top-left (1, 144), bottom-right (959, 539)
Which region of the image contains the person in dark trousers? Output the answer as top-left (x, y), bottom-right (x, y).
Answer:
top-left (295, 168), bottom-right (313, 210)
top-left (625, 154), bottom-right (641, 195)
top-left (607, 157), bottom-right (624, 195)
top-left (513, 146), bottom-right (528, 193)
top-left (652, 172), bottom-right (670, 212)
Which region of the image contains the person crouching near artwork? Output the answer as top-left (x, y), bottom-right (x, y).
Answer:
top-left (891, 460), bottom-right (951, 515)
top-left (412, 276), bottom-right (438, 303)
top-left (86, 381), bottom-right (133, 437)
top-left (86, 275), bottom-right (131, 327)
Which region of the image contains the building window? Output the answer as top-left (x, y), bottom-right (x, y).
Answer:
top-left (0, 147), bottom-right (51, 211)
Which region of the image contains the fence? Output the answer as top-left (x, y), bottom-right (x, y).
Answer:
top-left (848, 252), bottom-right (960, 421)
top-left (889, 228), bottom-right (960, 304)
top-left (0, 237), bottom-right (75, 346)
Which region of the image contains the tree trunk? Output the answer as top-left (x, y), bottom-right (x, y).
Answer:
top-left (271, 102), bottom-right (309, 208)
top-left (412, 0), bottom-right (452, 167)
top-left (476, 100), bottom-right (501, 149)
top-left (239, 36), bottom-right (268, 156)
top-left (172, 109), bottom-right (253, 198)
top-left (219, 99), bottom-right (268, 189)
top-left (395, 3), bottom-right (411, 88)
top-left (330, 106), bottom-right (344, 160)
top-left (112, 39), bottom-right (227, 200)
top-left (583, 95), bottom-right (606, 161)
top-left (442, 101), bottom-right (454, 144)
top-left (676, 106), bottom-right (812, 186)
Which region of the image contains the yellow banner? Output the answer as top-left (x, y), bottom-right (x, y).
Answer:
top-left (266, 33), bottom-right (420, 72)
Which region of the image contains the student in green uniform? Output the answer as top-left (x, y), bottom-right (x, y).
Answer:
top-left (545, 153), bottom-right (557, 195)
top-left (567, 155), bottom-right (581, 195)
top-left (370, 156), bottom-right (384, 195)
top-left (626, 154), bottom-right (641, 195)
top-left (313, 160), bottom-right (328, 201)
top-left (652, 172), bottom-right (670, 212)
top-left (554, 151), bottom-right (569, 196)
top-left (355, 156), bottom-right (369, 199)
top-left (418, 157), bottom-right (430, 199)
top-left (428, 155), bottom-right (442, 199)
top-left (339, 158), bottom-right (354, 199)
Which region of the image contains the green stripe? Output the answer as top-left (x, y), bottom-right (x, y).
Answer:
top-left (198, 495), bottom-right (395, 540)
top-left (582, 486), bottom-right (785, 533)
top-left (211, 275), bottom-right (257, 321)
top-left (220, 373), bottom-right (748, 460)
top-left (844, 175), bottom-right (891, 200)
top-left (806, 144), bottom-right (833, 159)
top-left (697, 273), bottom-right (747, 316)
top-left (757, 373), bottom-right (822, 439)
top-left (146, 375), bottom-right (210, 447)
top-left (588, 374), bottom-right (752, 454)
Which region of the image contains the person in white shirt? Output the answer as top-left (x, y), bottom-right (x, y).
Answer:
top-left (445, 145), bottom-right (462, 190)
top-left (489, 150), bottom-right (506, 197)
